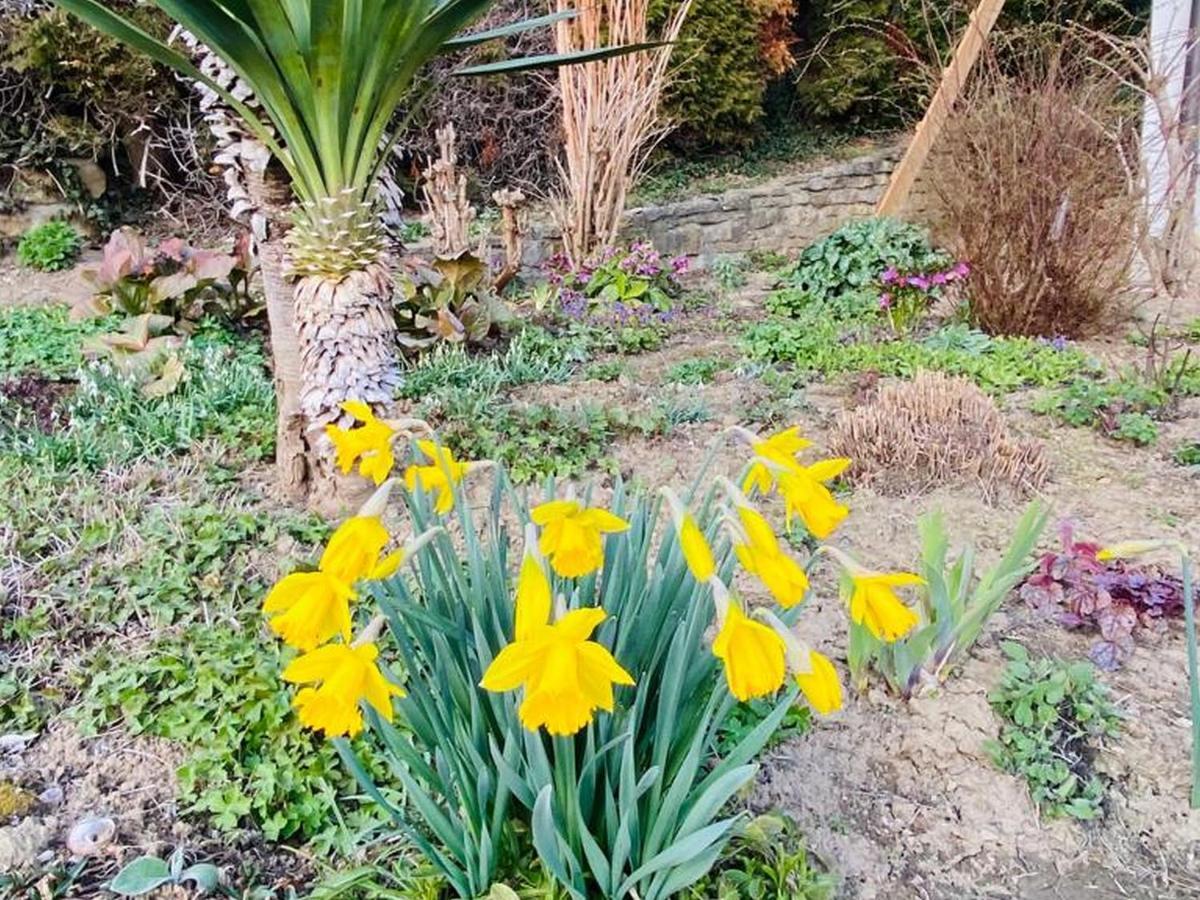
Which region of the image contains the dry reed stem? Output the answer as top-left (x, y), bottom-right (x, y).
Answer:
top-left (552, 0), bottom-right (691, 264)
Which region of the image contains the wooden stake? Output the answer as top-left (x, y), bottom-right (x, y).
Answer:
top-left (876, 0), bottom-right (1008, 217)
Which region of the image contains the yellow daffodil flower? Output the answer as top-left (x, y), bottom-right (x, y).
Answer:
top-left (730, 504), bottom-right (810, 608)
top-left (795, 651), bottom-right (843, 715)
top-left (709, 580), bottom-right (787, 701)
top-left (741, 426), bottom-right (813, 495)
top-left (661, 488), bottom-right (716, 582)
top-left (758, 608), bottom-right (843, 715)
top-left (263, 515), bottom-right (400, 651)
top-left (481, 543), bottom-right (634, 735)
top-left (326, 401), bottom-right (397, 485)
top-left (283, 642), bottom-right (403, 738)
top-left (404, 441), bottom-right (468, 513)
top-left (531, 499), bottom-right (630, 578)
top-left (1096, 539), bottom-right (1184, 561)
top-left (773, 459), bottom-right (851, 540)
top-left (847, 570), bottom-right (922, 641)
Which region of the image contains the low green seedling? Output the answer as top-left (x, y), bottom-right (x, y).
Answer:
top-left (986, 643), bottom-right (1122, 821)
top-left (17, 220), bottom-right (81, 272)
top-left (665, 357), bottom-right (726, 385)
top-left (109, 848), bottom-right (219, 897)
top-left (685, 814), bottom-right (835, 900)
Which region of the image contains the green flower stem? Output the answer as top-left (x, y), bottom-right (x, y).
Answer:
top-left (1183, 554), bottom-right (1199, 809)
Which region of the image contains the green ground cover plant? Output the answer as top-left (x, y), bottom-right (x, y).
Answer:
top-left (665, 357), bottom-right (727, 385)
top-left (685, 813), bottom-right (835, 899)
top-left (1175, 441), bottom-right (1200, 467)
top-left (1034, 361), bottom-right (1200, 446)
top-left (744, 314), bottom-right (1091, 394)
top-left (986, 642), bottom-right (1122, 821)
top-left (17, 220), bottom-right (82, 271)
top-left (0, 305), bottom-right (113, 377)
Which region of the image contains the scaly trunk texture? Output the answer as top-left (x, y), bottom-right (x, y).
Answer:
top-left (293, 263), bottom-right (400, 426)
top-left (244, 165), bottom-right (313, 502)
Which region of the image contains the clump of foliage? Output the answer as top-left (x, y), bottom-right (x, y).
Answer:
top-left (0, 323), bottom-right (275, 473)
top-left (930, 41), bottom-right (1138, 337)
top-left (744, 314), bottom-right (1091, 394)
top-left (850, 503), bottom-right (1048, 697)
top-left (77, 625), bottom-right (379, 848)
top-left (685, 813), bottom-right (835, 899)
top-left (109, 848), bottom-right (219, 897)
top-left (665, 357), bottom-right (726, 385)
top-left (830, 372), bottom-right (1047, 496)
top-left (0, 305), bottom-right (113, 378)
top-left (17, 220), bottom-right (81, 271)
top-left (651, 0), bottom-right (795, 148)
top-left (1034, 360), bottom-right (1200, 446)
top-left (769, 219), bottom-right (951, 321)
top-left (436, 402), bottom-right (666, 483)
top-left (585, 359), bottom-right (627, 382)
top-left (79, 228), bottom-right (252, 322)
top-left (545, 242), bottom-right (689, 354)
top-left (1020, 524), bottom-right (1186, 670)
top-left (877, 260), bottom-right (971, 334)
top-left (986, 642), bottom-right (1122, 821)
top-left (395, 252), bottom-right (512, 349)
top-left (1175, 441), bottom-right (1200, 468)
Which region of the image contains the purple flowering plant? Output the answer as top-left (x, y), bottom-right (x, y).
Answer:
top-left (543, 242), bottom-right (689, 352)
top-left (878, 259), bottom-right (971, 334)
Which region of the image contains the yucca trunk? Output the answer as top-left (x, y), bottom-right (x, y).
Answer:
top-left (288, 191), bottom-right (401, 508)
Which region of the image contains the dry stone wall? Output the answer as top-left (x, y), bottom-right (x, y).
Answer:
top-left (521, 141), bottom-right (931, 268)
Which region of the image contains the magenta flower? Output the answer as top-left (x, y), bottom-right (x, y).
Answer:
top-left (879, 292), bottom-right (893, 310)
top-left (906, 275), bottom-right (932, 291)
top-left (881, 266), bottom-right (900, 285)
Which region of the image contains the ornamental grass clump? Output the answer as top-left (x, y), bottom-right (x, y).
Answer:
top-left (259, 418), bottom-right (927, 897)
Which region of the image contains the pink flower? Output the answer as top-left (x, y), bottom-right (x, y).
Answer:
top-left (881, 266), bottom-right (900, 285)
top-left (879, 292), bottom-right (893, 310)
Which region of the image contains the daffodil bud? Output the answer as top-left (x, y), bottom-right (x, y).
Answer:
top-left (357, 478), bottom-right (396, 518)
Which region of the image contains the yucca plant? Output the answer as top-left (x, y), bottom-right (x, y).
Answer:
top-left (53, 0), bottom-right (642, 499)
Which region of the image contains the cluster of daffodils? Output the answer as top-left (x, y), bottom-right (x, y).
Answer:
top-left (262, 405), bottom-right (928, 740)
top-left (259, 403), bottom-right (480, 737)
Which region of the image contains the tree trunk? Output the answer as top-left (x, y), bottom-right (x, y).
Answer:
top-left (245, 165), bottom-right (312, 503)
top-left (292, 262), bottom-right (400, 513)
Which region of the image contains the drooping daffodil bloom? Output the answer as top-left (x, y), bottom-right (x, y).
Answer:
top-left (1096, 539), bottom-right (1184, 561)
top-left (795, 651), bottom-right (843, 715)
top-left (739, 426), bottom-right (813, 496)
top-left (325, 401), bottom-right (397, 485)
top-left (263, 514), bottom-right (401, 651)
top-left (720, 484), bottom-right (809, 608)
top-left (758, 609), bottom-right (843, 715)
top-left (531, 499), bottom-right (630, 579)
top-left (768, 456), bottom-right (851, 540)
top-left (283, 641), bottom-right (403, 737)
top-left (824, 546), bottom-right (923, 642)
top-left (709, 579), bottom-right (787, 702)
top-left (480, 531), bottom-right (634, 735)
top-left (404, 440), bottom-right (470, 514)
top-left (661, 487), bottom-right (716, 582)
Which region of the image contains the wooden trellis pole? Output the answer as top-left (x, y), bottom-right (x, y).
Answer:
top-left (876, 0), bottom-right (1008, 217)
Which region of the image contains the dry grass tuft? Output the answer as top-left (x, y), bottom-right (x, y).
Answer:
top-left (829, 371), bottom-right (1047, 497)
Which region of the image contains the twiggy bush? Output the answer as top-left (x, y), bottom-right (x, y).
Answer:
top-left (928, 43), bottom-right (1139, 337)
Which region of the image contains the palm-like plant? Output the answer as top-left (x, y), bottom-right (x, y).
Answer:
top-left (54, 0), bottom-right (634, 501)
